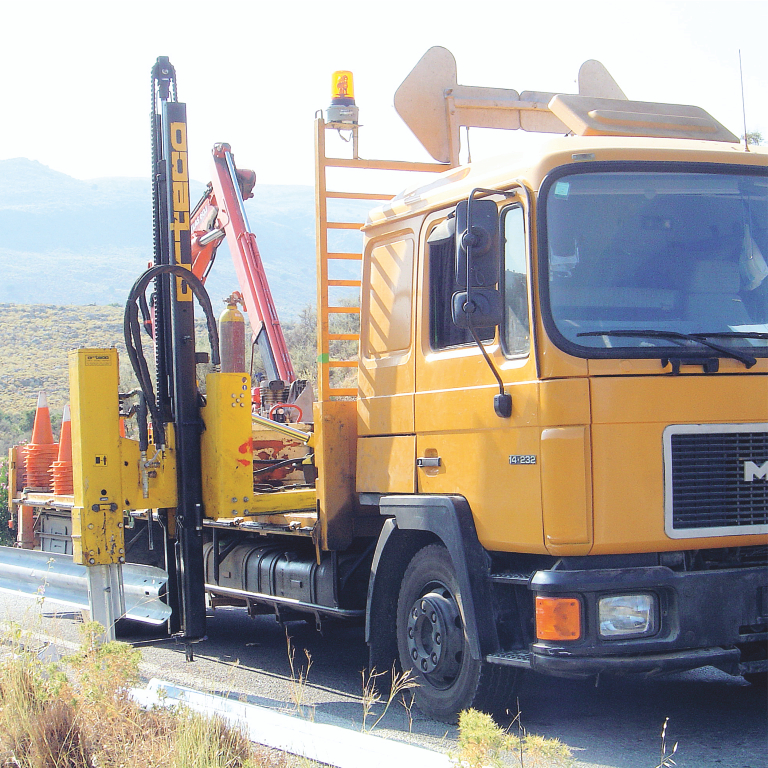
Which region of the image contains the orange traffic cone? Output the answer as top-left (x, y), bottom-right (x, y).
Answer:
top-left (30, 391), bottom-right (54, 445)
top-left (51, 403), bottom-right (74, 495)
top-left (24, 392), bottom-right (59, 491)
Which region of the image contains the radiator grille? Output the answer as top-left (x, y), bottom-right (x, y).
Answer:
top-left (665, 426), bottom-right (768, 536)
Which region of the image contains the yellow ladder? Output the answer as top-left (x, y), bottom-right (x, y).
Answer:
top-left (314, 117), bottom-right (446, 401)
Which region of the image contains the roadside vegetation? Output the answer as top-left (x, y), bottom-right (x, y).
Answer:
top-left (456, 707), bottom-right (574, 768)
top-left (0, 620), bottom-right (289, 768)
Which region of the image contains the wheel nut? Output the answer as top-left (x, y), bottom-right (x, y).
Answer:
top-left (412, 608), bottom-right (418, 619)
top-left (430, 612), bottom-right (437, 623)
top-left (435, 633), bottom-right (441, 644)
top-left (421, 660), bottom-right (428, 671)
top-left (431, 653), bottom-right (438, 664)
top-left (408, 628), bottom-right (414, 638)
top-left (412, 649), bottom-right (418, 661)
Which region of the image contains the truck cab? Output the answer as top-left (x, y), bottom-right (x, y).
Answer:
top-left (349, 52), bottom-right (767, 721)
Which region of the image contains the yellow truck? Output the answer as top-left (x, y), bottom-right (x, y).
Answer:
top-left (6, 48), bottom-right (767, 722)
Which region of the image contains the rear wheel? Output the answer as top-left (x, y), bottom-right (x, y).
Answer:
top-left (396, 543), bottom-right (517, 723)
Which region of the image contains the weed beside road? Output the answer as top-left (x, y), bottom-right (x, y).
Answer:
top-left (0, 620), bottom-right (289, 768)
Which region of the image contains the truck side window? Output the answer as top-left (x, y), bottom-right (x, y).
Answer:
top-left (501, 205), bottom-right (530, 357)
top-left (427, 214), bottom-right (494, 350)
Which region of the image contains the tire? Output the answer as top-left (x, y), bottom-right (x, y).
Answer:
top-left (395, 543), bottom-right (518, 723)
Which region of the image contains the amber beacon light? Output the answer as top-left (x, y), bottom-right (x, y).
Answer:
top-left (326, 70), bottom-right (358, 125)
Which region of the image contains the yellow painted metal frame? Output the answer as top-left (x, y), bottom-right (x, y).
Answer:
top-left (245, 488), bottom-right (316, 515)
top-left (313, 399), bottom-right (357, 550)
top-left (119, 426), bottom-right (177, 511)
top-left (69, 349), bottom-right (125, 566)
top-left (200, 372), bottom-right (253, 518)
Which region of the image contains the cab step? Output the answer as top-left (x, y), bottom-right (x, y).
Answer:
top-left (486, 650), bottom-right (532, 668)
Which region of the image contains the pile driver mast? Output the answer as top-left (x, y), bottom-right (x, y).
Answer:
top-left (143, 57), bottom-right (209, 642)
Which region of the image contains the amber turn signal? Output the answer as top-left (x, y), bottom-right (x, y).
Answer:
top-left (535, 596), bottom-right (581, 640)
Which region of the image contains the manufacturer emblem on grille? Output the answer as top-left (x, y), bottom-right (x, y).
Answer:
top-left (744, 460), bottom-right (768, 482)
top-left (664, 424), bottom-right (768, 538)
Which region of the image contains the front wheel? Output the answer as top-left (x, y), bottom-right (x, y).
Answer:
top-left (396, 543), bottom-right (518, 723)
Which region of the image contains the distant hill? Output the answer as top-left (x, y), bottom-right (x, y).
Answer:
top-left (0, 158), bottom-right (369, 316)
top-left (0, 302), bottom-right (323, 452)
top-left (0, 304), bottom-right (128, 422)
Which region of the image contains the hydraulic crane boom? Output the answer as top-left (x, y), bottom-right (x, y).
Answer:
top-left (190, 144), bottom-right (296, 384)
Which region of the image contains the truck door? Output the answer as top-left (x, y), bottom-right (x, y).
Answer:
top-left (414, 197), bottom-right (544, 552)
top-left (356, 228), bottom-right (418, 494)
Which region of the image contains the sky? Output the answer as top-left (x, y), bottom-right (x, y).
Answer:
top-left (1, 1), bottom-right (766, 188)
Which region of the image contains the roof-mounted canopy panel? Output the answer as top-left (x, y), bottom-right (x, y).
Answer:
top-left (549, 94), bottom-right (738, 143)
top-left (394, 47), bottom-right (737, 166)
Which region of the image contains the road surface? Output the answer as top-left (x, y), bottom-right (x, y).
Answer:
top-left (1, 593), bottom-right (765, 768)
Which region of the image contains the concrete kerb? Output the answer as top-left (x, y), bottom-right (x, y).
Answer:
top-left (130, 678), bottom-right (454, 768)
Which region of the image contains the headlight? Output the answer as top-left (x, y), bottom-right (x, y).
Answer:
top-left (598, 594), bottom-right (658, 639)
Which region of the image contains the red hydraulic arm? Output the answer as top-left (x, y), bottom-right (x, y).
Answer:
top-left (190, 143), bottom-right (295, 383)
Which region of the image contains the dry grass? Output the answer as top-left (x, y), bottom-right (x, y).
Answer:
top-left (0, 621), bottom-right (290, 768)
top-left (285, 635), bottom-right (314, 720)
top-left (360, 665), bottom-right (417, 734)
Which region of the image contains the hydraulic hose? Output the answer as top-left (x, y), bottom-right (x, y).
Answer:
top-left (124, 264), bottom-right (221, 446)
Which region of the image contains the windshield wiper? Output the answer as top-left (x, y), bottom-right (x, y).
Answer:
top-left (691, 331), bottom-right (768, 340)
top-left (576, 329), bottom-right (757, 368)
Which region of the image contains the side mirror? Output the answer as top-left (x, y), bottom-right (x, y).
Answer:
top-left (455, 198), bottom-right (499, 288)
top-left (451, 288), bottom-right (502, 329)
top-left (452, 197), bottom-right (502, 328)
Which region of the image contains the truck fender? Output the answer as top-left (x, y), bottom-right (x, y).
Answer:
top-left (365, 495), bottom-right (499, 667)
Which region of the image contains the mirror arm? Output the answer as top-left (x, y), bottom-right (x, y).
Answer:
top-left (467, 315), bottom-right (512, 418)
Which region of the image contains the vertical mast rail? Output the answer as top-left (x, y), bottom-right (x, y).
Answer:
top-left (151, 58), bottom-right (206, 643)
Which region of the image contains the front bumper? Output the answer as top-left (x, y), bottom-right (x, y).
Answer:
top-left (528, 563), bottom-right (768, 678)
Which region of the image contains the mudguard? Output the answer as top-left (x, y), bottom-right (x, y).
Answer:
top-left (365, 495), bottom-right (499, 661)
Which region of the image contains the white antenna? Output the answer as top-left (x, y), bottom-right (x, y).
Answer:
top-left (739, 50), bottom-right (750, 153)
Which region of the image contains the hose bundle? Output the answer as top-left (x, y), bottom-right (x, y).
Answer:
top-left (124, 264), bottom-right (220, 446)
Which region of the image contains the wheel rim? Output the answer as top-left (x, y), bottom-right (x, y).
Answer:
top-left (405, 584), bottom-right (464, 688)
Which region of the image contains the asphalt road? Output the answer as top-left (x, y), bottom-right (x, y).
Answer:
top-left (2, 593), bottom-right (766, 768)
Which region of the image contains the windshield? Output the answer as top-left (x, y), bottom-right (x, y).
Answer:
top-left (543, 169), bottom-right (768, 359)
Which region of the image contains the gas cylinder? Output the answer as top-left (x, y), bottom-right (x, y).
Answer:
top-left (219, 293), bottom-right (246, 373)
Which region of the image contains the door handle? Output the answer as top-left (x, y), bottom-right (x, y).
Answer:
top-left (416, 456), bottom-right (441, 468)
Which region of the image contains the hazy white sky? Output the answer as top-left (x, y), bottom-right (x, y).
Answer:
top-left (1, 1), bottom-right (765, 186)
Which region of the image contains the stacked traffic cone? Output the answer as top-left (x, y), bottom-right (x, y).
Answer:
top-left (51, 404), bottom-right (73, 495)
top-left (24, 392), bottom-right (59, 491)
top-left (15, 445), bottom-right (27, 489)
top-left (13, 444), bottom-right (33, 548)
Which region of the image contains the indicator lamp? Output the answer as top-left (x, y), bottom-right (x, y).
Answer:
top-left (535, 596), bottom-right (582, 641)
top-left (327, 70), bottom-right (359, 125)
